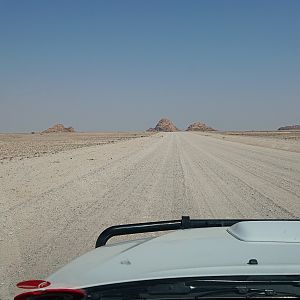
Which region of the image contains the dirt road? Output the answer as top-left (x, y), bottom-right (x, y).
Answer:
top-left (1, 132), bottom-right (300, 299)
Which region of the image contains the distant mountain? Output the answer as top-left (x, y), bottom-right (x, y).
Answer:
top-left (147, 118), bottom-right (179, 132)
top-left (186, 122), bottom-right (216, 131)
top-left (278, 125), bottom-right (300, 131)
top-left (43, 124), bottom-right (75, 133)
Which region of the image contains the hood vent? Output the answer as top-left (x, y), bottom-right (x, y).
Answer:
top-left (228, 221), bottom-right (300, 243)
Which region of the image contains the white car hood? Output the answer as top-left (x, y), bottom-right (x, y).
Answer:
top-left (47, 222), bottom-right (300, 289)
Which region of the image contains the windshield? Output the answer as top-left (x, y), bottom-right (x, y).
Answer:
top-left (84, 276), bottom-right (300, 299)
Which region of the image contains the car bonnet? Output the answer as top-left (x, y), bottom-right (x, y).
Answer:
top-left (45, 222), bottom-right (300, 289)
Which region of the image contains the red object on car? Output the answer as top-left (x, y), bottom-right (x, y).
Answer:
top-left (14, 289), bottom-right (85, 300)
top-left (16, 280), bottom-right (51, 289)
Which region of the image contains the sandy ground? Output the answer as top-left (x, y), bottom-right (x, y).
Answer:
top-left (198, 130), bottom-right (300, 153)
top-left (1, 132), bottom-right (300, 299)
top-left (0, 132), bottom-right (151, 161)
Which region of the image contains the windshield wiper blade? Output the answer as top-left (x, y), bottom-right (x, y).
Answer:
top-left (144, 284), bottom-right (300, 299)
top-left (195, 287), bottom-right (281, 299)
top-left (186, 278), bottom-right (300, 286)
top-left (185, 279), bottom-right (300, 298)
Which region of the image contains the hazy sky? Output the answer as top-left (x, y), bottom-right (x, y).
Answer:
top-left (0, 0), bottom-right (299, 132)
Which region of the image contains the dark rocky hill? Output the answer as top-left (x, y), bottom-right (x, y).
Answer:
top-left (147, 118), bottom-right (179, 132)
top-left (43, 124), bottom-right (75, 133)
top-left (278, 125), bottom-right (300, 131)
top-left (186, 122), bottom-right (216, 131)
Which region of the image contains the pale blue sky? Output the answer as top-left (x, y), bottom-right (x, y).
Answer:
top-left (0, 0), bottom-right (299, 132)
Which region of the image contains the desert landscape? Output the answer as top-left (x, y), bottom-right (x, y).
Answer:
top-left (196, 130), bottom-right (300, 153)
top-left (0, 131), bottom-right (151, 162)
top-left (1, 120), bottom-right (300, 299)
top-left (3, 0), bottom-right (300, 297)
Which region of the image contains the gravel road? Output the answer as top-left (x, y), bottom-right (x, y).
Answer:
top-left (1, 132), bottom-right (300, 299)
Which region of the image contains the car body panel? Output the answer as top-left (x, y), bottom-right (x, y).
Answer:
top-left (45, 222), bottom-right (300, 290)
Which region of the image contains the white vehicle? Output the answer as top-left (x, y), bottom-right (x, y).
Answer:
top-left (15, 217), bottom-right (300, 299)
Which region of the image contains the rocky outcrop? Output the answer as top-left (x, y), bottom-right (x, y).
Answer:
top-left (278, 125), bottom-right (300, 131)
top-left (186, 122), bottom-right (216, 131)
top-left (43, 124), bottom-right (75, 133)
top-left (146, 128), bottom-right (157, 132)
top-left (151, 118), bottom-right (179, 132)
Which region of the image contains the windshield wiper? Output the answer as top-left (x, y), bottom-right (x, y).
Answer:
top-left (143, 283), bottom-right (300, 298)
top-left (192, 286), bottom-right (300, 298)
top-left (87, 277), bottom-right (300, 299)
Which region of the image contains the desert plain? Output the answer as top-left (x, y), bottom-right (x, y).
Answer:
top-left (1, 130), bottom-right (300, 299)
